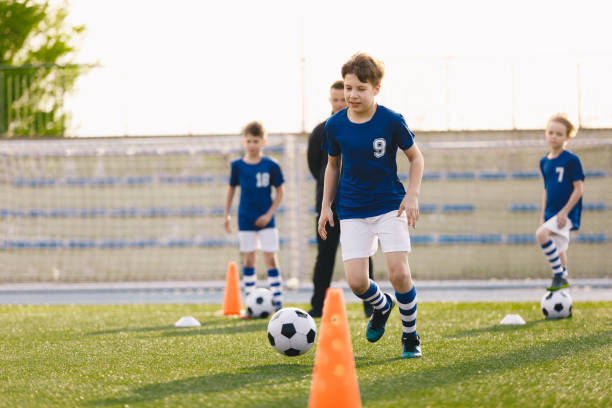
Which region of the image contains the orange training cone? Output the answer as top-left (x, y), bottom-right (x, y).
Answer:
top-left (222, 261), bottom-right (242, 316)
top-left (308, 287), bottom-right (361, 408)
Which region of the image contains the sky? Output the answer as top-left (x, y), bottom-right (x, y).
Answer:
top-left (61, 0), bottom-right (612, 136)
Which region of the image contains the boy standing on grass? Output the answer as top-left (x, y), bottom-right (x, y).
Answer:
top-left (224, 121), bottom-right (285, 309)
top-left (536, 114), bottom-right (584, 291)
top-left (318, 53), bottom-right (425, 358)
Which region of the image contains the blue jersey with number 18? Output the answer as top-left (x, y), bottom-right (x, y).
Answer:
top-left (325, 105), bottom-right (415, 220)
top-left (539, 150), bottom-right (584, 230)
top-left (229, 157), bottom-right (284, 231)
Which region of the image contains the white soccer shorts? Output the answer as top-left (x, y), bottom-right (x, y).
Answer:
top-left (339, 210), bottom-right (411, 261)
top-left (542, 215), bottom-right (572, 253)
top-left (238, 228), bottom-right (279, 253)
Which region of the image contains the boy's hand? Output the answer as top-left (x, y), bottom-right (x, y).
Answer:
top-left (557, 212), bottom-right (568, 229)
top-left (255, 213), bottom-right (272, 228)
top-left (398, 193), bottom-right (419, 229)
top-left (223, 215), bottom-right (232, 233)
top-left (317, 207), bottom-right (334, 240)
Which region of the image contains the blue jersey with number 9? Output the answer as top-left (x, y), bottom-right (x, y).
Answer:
top-left (230, 157), bottom-right (284, 231)
top-left (325, 105), bottom-right (415, 220)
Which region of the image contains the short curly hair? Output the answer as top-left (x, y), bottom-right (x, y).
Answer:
top-left (341, 53), bottom-right (385, 87)
top-left (242, 121), bottom-right (266, 138)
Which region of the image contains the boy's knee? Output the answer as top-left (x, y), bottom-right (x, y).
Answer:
top-left (535, 227), bottom-right (550, 244)
top-left (347, 276), bottom-right (369, 295)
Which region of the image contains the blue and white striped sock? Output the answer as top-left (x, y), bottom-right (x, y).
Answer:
top-left (396, 286), bottom-right (418, 338)
top-left (267, 268), bottom-right (283, 309)
top-left (356, 279), bottom-right (390, 314)
top-left (540, 240), bottom-right (564, 276)
top-left (243, 266), bottom-right (256, 297)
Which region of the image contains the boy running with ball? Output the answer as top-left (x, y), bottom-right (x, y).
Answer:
top-left (318, 53), bottom-right (425, 358)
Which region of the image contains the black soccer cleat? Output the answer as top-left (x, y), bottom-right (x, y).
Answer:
top-left (307, 308), bottom-right (322, 318)
top-left (402, 334), bottom-right (422, 358)
top-left (365, 293), bottom-right (395, 343)
top-left (547, 275), bottom-right (570, 291)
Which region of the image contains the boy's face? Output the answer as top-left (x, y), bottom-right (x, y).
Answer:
top-left (329, 88), bottom-right (347, 114)
top-left (343, 73), bottom-right (380, 114)
top-left (243, 134), bottom-right (265, 155)
top-left (545, 121), bottom-right (570, 150)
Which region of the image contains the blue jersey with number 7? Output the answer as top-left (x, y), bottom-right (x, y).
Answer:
top-left (229, 157), bottom-right (284, 231)
top-left (325, 105), bottom-right (415, 220)
top-left (540, 150), bottom-right (584, 230)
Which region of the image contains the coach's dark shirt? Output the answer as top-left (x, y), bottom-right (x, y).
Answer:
top-left (307, 120), bottom-right (328, 214)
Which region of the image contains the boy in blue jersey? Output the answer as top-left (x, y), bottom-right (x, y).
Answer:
top-left (224, 121), bottom-right (285, 309)
top-left (535, 114), bottom-right (584, 291)
top-left (318, 53), bottom-right (425, 358)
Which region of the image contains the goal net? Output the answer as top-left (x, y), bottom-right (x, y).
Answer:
top-left (1, 132), bottom-right (610, 283)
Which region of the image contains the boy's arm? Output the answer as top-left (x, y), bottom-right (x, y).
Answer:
top-left (223, 186), bottom-right (236, 233)
top-left (317, 155), bottom-right (340, 240)
top-left (539, 190), bottom-right (547, 225)
top-left (399, 144), bottom-right (425, 228)
top-left (254, 185), bottom-right (284, 228)
top-left (557, 180), bottom-right (584, 228)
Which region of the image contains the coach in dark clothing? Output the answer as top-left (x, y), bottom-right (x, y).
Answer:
top-left (307, 80), bottom-right (374, 318)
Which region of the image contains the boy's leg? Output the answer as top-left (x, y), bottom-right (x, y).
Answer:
top-left (363, 257), bottom-right (375, 318)
top-left (263, 251), bottom-right (283, 310)
top-left (536, 223), bottom-right (569, 290)
top-left (242, 252), bottom-right (256, 298)
top-left (238, 231), bottom-right (258, 298)
top-left (346, 259), bottom-right (394, 343)
top-left (260, 228), bottom-right (282, 309)
top-left (385, 251), bottom-right (421, 358)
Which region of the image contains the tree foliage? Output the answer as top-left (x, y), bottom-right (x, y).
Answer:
top-left (0, 0), bottom-right (87, 137)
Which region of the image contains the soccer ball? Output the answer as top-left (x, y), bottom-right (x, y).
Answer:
top-left (245, 288), bottom-right (276, 318)
top-left (267, 307), bottom-right (317, 356)
top-left (541, 290), bottom-right (573, 319)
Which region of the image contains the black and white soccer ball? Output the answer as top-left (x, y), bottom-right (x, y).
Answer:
top-left (267, 307), bottom-right (317, 356)
top-left (245, 288), bottom-right (275, 318)
top-left (541, 289), bottom-right (573, 319)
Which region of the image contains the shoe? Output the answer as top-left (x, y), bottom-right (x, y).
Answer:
top-left (363, 301), bottom-right (374, 318)
top-left (366, 293), bottom-right (395, 343)
top-left (307, 308), bottom-right (322, 318)
top-left (402, 335), bottom-right (422, 358)
top-left (547, 275), bottom-right (570, 291)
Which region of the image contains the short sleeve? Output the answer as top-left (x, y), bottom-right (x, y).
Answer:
top-left (393, 114), bottom-right (415, 151)
top-left (570, 155), bottom-right (585, 182)
top-left (229, 161), bottom-right (239, 186)
top-left (325, 122), bottom-right (340, 157)
top-left (271, 161), bottom-right (284, 187)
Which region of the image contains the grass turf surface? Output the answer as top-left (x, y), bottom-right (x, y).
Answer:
top-left (0, 301), bottom-right (610, 407)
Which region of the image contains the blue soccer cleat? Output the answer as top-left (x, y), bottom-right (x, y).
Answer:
top-left (366, 293), bottom-right (395, 343)
top-left (401, 334), bottom-right (422, 359)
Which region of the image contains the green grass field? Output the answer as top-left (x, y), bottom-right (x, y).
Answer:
top-left (1, 301), bottom-right (610, 407)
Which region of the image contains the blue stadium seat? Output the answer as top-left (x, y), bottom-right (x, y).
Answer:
top-left (509, 203), bottom-right (539, 212)
top-left (584, 170), bottom-right (607, 178)
top-left (583, 202), bottom-right (606, 211)
top-left (411, 235), bottom-right (435, 244)
top-left (575, 234), bottom-right (607, 243)
top-left (442, 204), bottom-right (475, 213)
top-left (439, 234), bottom-right (503, 244)
top-left (479, 172), bottom-right (507, 180)
top-left (506, 234), bottom-right (537, 244)
top-left (511, 171), bottom-right (540, 179)
top-left (447, 172), bottom-right (476, 180)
